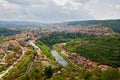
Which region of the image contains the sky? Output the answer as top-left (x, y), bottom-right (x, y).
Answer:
top-left (0, 0), bottom-right (120, 23)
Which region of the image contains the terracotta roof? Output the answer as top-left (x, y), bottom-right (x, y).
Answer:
top-left (0, 49), bottom-right (3, 54)
top-left (9, 40), bottom-right (19, 44)
top-left (24, 47), bottom-right (31, 52)
top-left (118, 67), bottom-right (120, 71)
top-left (98, 65), bottom-right (111, 71)
top-left (2, 40), bottom-right (19, 45)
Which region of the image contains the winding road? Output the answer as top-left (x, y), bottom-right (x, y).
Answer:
top-left (0, 49), bottom-right (7, 65)
top-left (1, 49), bottom-right (7, 62)
top-left (0, 45), bottom-right (25, 79)
top-left (29, 40), bottom-right (41, 55)
top-left (24, 40), bottom-right (42, 74)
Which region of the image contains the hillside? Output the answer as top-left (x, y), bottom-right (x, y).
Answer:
top-left (0, 20), bottom-right (120, 33)
top-left (63, 19), bottom-right (120, 33)
top-left (0, 21), bottom-right (43, 28)
top-left (65, 36), bottom-right (120, 67)
top-left (0, 27), bottom-right (20, 37)
top-left (39, 32), bottom-right (87, 47)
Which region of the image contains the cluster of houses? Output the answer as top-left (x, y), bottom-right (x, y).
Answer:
top-left (0, 40), bottom-right (19, 49)
top-left (14, 32), bottom-right (35, 41)
top-left (68, 53), bottom-right (115, 71)
top-left (68, 26), bottom-right (111, 36)
top-left (0, 32), bottom-right (35, 49)
top-left (0, 32), bottom-right (35, 65)
top-left (49, 26), bottom-right (112, 36)
top-left (0, 31), bottom-right (49, 64)
top-left (0, 32), bottom-right (35, 52)
top-left (0, 40), bottom-right (20, 64)
top-left (68, 53), bottom-right (97, 68)
top-left (58, 44), bottom-right (120, 71)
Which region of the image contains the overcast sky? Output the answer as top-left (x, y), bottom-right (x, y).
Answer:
top-left (0, 0), bottom-right (120, 23)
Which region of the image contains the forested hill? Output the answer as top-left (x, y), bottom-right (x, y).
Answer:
top-left (65, 36), bottom-right (120, 67)
top-left (0, 27), bottom-right (20, 37)
top-left (63, 19), bottom-right (120, 33)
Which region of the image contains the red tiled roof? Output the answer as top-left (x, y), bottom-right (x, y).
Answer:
top-left (98, 65), bottom-right (111, 70)
top-left (9, 40), bottom-right (19, 44)
top-left (2, 40), bottom-right (19, 45)
top-left (0, 49), bottom-right (3, 54)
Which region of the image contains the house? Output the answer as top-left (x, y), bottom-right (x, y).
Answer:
top-left (76, 56), bottom-right (86, 65)
top-left (0, 40), bottom-right (19, 49)
top-left (0, 49), bottom-right (3, 54)
top-left (98, 65), bottom-right (111, 71)
top-left (24, 47), bottom-right (31, 52)
top-left (118, 67), bottom-right (120, 71)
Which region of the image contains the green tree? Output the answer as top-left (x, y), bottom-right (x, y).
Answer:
top-left (101, 68), bottom-right (120, 80)
top-left (44, 66), bottom-right (53, 78)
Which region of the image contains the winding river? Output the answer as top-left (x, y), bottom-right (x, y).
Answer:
top-left (51, 50), bottom-right (67, 66)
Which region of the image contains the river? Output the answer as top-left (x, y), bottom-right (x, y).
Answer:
top-left (51, 50), bottom-right (67, 66)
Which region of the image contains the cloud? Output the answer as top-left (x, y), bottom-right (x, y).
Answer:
top-left (7, 0), bottom-right (46, 6)
top-left (0, 0), bottom-right (29, 20)
top-left (85, 0), bottom-right (120, 20)
top-left (0, 0), bottom-right (120, 22)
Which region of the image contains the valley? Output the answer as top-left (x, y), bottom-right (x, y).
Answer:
top-left (0, 0), bottom-right (120, 79)
top-left (0, 20), bottom-right (120, 80)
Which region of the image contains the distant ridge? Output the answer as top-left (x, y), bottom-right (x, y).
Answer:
top-left (0, 21), bottom-right (42, 28)
top-left (0, 19), bottom-right (120, 32)
top-left (61, 19), bottom-right (120, 33)
top-left (64, 19), bottom-right (120, 26)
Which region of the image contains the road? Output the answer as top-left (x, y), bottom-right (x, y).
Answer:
top-left (29, 40), bottom-right (41, 55)
top-left (0, 49), bottom-right (7, 65)
top-left (1, 49), bottom-right (7, 62)
top-left (29, 40), bottom-right (50, 66)
top-left (23, 40), bottom-right (41, 74)
top-left (0, 45), bottom-right (25, 79)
